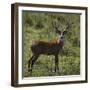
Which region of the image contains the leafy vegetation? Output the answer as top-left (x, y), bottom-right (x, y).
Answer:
top-left (22, 11), bottom-right (80, 77)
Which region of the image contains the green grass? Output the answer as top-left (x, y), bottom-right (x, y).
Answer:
top-left (23, 26), bottom-right (80, 77)
top-left (23, 12), bottom-right (80, 77)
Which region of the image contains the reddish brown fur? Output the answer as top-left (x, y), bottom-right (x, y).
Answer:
top-left (31, 40), bottom-right (63, 55)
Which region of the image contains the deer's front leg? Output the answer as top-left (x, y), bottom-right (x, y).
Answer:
top-left (55, 55), bottom-right (59, 72)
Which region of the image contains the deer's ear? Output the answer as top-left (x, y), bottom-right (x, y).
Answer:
top-left (63, 31), bottom-right (68, 35)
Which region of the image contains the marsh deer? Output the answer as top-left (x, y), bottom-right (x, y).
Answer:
top-left (28, 22), bottom-right (71, 75)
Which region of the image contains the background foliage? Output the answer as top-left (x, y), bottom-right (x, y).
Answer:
top-left (22, 11), bottom-right (80, 77)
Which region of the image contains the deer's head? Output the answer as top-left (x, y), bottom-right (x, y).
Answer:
top-left (54, 21), bottom-right (72, 44)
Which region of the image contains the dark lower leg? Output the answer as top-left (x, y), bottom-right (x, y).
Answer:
top-left (29, 55), bottom-right (39, 76)
top-left (55, 55), bottom-right (59, 72)
top-left (28, 55), bottom-right (34, 72)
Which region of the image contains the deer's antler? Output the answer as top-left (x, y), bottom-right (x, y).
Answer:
top-left (63, 20), bottom-right (73, 35)
top-left (52, 20), bottom-right (61, 34)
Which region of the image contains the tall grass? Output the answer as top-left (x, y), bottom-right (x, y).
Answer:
top-left (23, 12), bottom-right (80, 77)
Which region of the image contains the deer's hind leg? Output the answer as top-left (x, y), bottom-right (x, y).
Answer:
top-left (28, 54), bottom-right (39, 76)
top-left (28, 55), bottom-right (34, 72)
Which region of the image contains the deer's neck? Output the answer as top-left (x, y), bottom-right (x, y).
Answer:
top-left (57, 36), bottom-right (64, 47)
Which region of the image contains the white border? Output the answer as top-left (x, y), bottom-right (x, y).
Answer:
top-left (18, 6), bottom-right (86, 84)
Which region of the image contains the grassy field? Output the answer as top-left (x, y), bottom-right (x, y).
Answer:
top-left (23, 12), bottom-right (80, 77)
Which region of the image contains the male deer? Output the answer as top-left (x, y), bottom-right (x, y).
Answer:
top-left (28, 22), bottom-right (71, 76)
